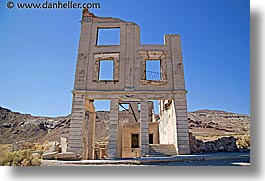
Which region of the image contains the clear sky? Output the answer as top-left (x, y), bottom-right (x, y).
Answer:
top-left (0, 0), bottom-right (250, 116)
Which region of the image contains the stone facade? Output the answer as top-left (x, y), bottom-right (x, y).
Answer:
top-left (69, 9), bottom-right (190, 159)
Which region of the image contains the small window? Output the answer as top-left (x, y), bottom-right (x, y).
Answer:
top-left (97, 28), bottom-right (120, 45)
top-left (131, 134), bottom-right (139, 148)
top-left (151, 100), bottom-right (160, 114)
top-left (99, 60), bottom-right (114, 80)
top-left (137, 103), bottom-right (141, 112)
top-left (149, 134), bottom-right (153, 144)
top-left (145, 60), bottom-right (161, 80)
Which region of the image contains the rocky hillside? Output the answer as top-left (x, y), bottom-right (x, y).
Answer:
top-left (0, 106), bottom-right (70, 144)
top-left (0, 106), bottom-right (250, 144)
top-left (188, 110), bottom-right (250, 140)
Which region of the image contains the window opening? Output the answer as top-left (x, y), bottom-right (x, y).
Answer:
top-left (149, 134), bottom-right (154, 144)
top-left (145, 60), bottom-right (161, 80)
top-left (131, 134), bottom-right (139, 148)
top-left (99, 60), bottom-right (114, 80)
top-left (97, 28), bottom-right (120, 45)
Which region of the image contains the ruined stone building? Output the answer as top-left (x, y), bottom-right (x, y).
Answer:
top-left (69, 9), bottom-right (190, 159)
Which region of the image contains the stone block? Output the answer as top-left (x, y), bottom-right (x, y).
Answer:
top-left (177, 132), bottom-right (189, 137)
top-left (177, 124), bottom-right (189, 129)
top-left (176, 115), bottom-right (188, 120)
top-left (72, 104), bottom-right (85, 109)
top-left (69, 135), bottom-right (82, 140)
top-left (68, 145), bottom-right (82, 150)
top-left (140, 124), bottom-right (149, 129)
top-left (178, 145), bottom-right (190, 149)
top-left (177, 128), bottom-right (189, 133)
top-left (69, 139), bottom-right (82, 144)
top-left (71, 108), bottom-right (84, 114)
top-left (56, 152), bottom-right (81, 161)
top-left (177, 120), bottom-right (188, 125)
top-left (140, 109), bottom-right (148, 114)
top-left (69, 132), bottom-right (82, 136)
top-left (70, 123), bottom-right (83, 128)
top-left (176, 140), bottom-right (189, 145)
top-left (71, 120), bottom-right (84, 125)
top-left (178, 136), bottom-right (189, 141)
top-left (42, 152), bottom-right (57, 160)
top-left (178, 148), bottom-right (190, 155)
top-left (69, 128), bottom-right (82, 133)
top-left (108, 149), bottom-right (117, 158)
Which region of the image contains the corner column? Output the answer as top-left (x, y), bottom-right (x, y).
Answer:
top-left (174, 93), bottom-right (190, 154)
top-left (168, 34), bottom-right (190, 154)
top-left (108, 99), bottom-right (119, 158)
top-left (83, 99), bottom-right (96, 160)
top-left (69, 94), bottom-right (86, 156)
top-left (140, 100), bottom-right (149, 156)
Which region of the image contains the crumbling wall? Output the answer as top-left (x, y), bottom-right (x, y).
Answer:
top-left (189, 133), bottom-right (238, 153)
top-left (119, 122), bottom-right (159, 158)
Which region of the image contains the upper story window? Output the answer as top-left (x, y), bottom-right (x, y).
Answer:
top-left (99, 60), bottom-right (114, 80)
top-left (139, 51), bottom-right (168, 85)
top-left (96, 28), bottom-right (120, 46)
top-left (93, 53), bottom-right (120, 83)
top-left (145, 60), bottom-right (161, 81)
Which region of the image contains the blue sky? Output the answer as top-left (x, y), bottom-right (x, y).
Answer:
top-left (0, 0), bottom-right (250, 116)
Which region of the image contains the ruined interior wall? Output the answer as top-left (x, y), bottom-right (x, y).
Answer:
top-left (119, 111), bottom-right (139, 123)
top-left (121, 122), bottom-right (159, 158)
top-left (159, 100), bottom-right (177, 145)
top-left (149, 122), bottom-right (159, 144)
top-left (121, 123), bottom-right (140, 158)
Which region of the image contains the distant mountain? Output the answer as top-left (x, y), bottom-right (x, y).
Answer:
top-left (0, 106), bottom-right (250, 144)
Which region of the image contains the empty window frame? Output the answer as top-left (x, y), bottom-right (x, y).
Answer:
top-left (99, 60), bottom-right (114, 80)
top-left (97, 28), bottom-right (120, 45)
top-left (149, 134), bottom-right (154, 144)
top-left (145, 60), bottom-right (161, 80)
top-left (131, 134), bottom-right (139, 148)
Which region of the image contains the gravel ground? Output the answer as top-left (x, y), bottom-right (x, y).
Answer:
top-left (143, 158), bottom-right (250, 166)
top-left (41, 157), bottom-right (250, 166)
top-left (41, 152), bottom-right (250, 166)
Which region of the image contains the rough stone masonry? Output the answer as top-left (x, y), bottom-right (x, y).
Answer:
top-left (69, 8), bottom-right (190, 159)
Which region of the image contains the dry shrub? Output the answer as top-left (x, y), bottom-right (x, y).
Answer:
top-left (0, 144), bottom-right (41, 166)
top-left (236, 135), bottom-right (250, 149)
